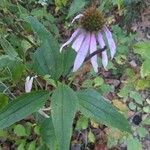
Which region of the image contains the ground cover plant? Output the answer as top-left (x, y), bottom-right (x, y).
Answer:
top-left (0, 0), bottom-right (150, 150)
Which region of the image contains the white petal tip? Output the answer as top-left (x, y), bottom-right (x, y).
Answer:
top-left (102, 64), bottom-right (108, 71)
top-left (94, 68), bottom-right (98, 73)
top-left (26, 76), bottom-right (30, 81)
top-left (103, 64), bottom-right (108, 70)
top-left (110, 56), bottom-right (114, 60)
top-left (72, 67), bottom-right (77, 72)
top-left (60, 47), bottom-right (63, 52)
top-left (71, 14), bottom-right (83, 24)
top-left (111, 51), bottom-right (116, 59)
top-left (34, 75), bottom-right (38, 78)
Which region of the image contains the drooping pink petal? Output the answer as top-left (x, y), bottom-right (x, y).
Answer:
top-left (97, 32), bottom-right (108, 69)
top-left (97, 32), bottom-right (105, 48)
top-left (25, 76), bottom-right (34, 93)
top-left (73, 33), bottom-right (91, 72)
top-left (60, 28), bottom-right (80, 52)
top-left (71, 14), bottom-right (84, 24)
top-left (90, 33), bottom-right (98, 72)
top-left (102, 51), bottom-right (108, 70)
top-left (72, 32), bottom-right (85, 52)
top-left (104, 26), bottom-right (116, 59)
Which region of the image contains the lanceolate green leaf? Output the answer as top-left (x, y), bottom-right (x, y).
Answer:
top-left (51, 84), bottom-right (78, 150)
top-left (0, 55), bottom-right (12, 69)
top-left (40, 117), bottom-right (57, 150)
top-left (27, 16), bottom-right (76, 78)
top-left (77, 89), bottom-right (131, 132)
top-left (0, 55), bottom-right (25, 81)
top-left (27, 16), bottom-right (63, 79)
top-left (67, 0), bottom-right (87, 18)
top-left (0, 91), bottom-right (49, 129)
top-left (0, 93), bottom-right (8, 110)
top-left (32, 40), bottom-right (63, 79)
top-left (27, 16), bottom-right (52, 42)
top-left (0, 36), bottom-right (19, 60)
top-left (61, 47), bottom-right (76, 76)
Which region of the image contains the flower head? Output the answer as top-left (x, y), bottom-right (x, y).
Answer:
top-left (60, 7), bottom-right (116, 72)
top-left (80, 7), bottom-right (105, 32)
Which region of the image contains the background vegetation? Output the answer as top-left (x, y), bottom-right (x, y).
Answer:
top-left (0, 0), bottom-right (150, 150)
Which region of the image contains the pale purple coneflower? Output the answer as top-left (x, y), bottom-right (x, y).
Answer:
top-left (60, 7), bottom-right (116, 72)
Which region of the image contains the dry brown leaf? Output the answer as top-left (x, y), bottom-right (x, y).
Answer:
top-left (112, 99), bottom-right (127, 111)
